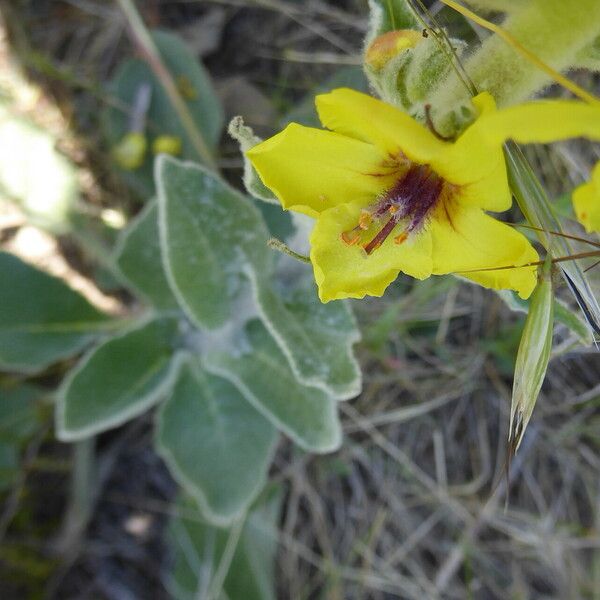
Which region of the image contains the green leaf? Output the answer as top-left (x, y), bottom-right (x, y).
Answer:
top-left (0, 384), bottom-right (40, 444)
top-left (56, 316), bottom-right (181, 440)
top-left (157, 155), bottom-right (271, 330)
top-left (0, 252), bottom-right (111, 373)
top-left (114, 200), bottom-right (179, 310)
top-left (204, 320), bottom-right (342, 453)
top-left (156, 362), bottom-right (278, 524)
top-left (0, 443), bottom-right (19, 492)
top-left (168, 490), bottom-right (281, 600)
top-left (0, 103), bottom-right (77, 233)
top-left (103, 30), bottom-right (223, 196)
top-left (250, 272), bottom-right (361, 399)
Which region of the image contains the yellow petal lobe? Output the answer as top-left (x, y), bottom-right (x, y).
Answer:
top-left (430, 204), bottom-right (538, 298)
top-left (478, 100), bottom-right (600, 146)
top-left (246, 123), bottom-right (394, 217)
top-left (433, 92), bottom-right (508, 199)
top-left (316, 88), bottom-right (446, 163)
top-left (310, 203), bottom-right (432, 302)
top-left (572, 162), bottom-right (600, 233)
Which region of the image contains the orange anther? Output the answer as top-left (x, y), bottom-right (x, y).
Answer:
top-left (359, 210), bottom-right (372, 229)
top-left (394, 232), bottom-right (408, 245)
top-left (389, 205), bottom-right (398, 214)
top-left (341, 231), bottom-right (361, 246)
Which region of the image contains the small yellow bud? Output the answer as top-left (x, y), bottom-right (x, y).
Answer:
top-left (152, 135), bottom-right (183, 157)
top-left (365, 30), bottom-right (423, 71)
top-left (113, 132), bottom-right (147, 170)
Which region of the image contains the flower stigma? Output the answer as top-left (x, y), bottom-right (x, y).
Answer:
top-left (341, 164), bottom-right (444, 255)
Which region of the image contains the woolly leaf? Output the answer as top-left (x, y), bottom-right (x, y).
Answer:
top-left (157, 155), bottom-right (271, 330)
top-left (204, 319), bottom-right (342, 453)
top-left (114, 200), bottom-right (179, 310)
top-left (249, 272), bottom-right (361, 399)
top-left (57, 317), bottom-right (181, 440)
top-left (156, 361), bottom-right (278, 524)
top-left (0, 252), bottom-right (111, 373)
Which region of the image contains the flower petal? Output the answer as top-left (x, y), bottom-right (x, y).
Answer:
top-left (246, 123), bottom-right (394, 217)
top-left (572, 162), bottom-right (600, 233)
top-left (455, 157), bottom-right (512, 212)
top-left (315, 88), bottom-right (447, 163)
top-left (477, 100), bottom-right (600, 146)
top-left (310, 203), bottom-right (433, 302)
top-left (430, 203), bottom-right (538, 298)
top-left (433, 92), bottom-right (507, 190)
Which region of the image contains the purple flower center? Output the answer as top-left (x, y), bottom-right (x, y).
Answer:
top-left (341, 164), bottom-right (445, 254)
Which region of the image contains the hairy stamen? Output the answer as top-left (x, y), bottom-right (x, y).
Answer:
top-left (341, 164), bottom-right (445, 255)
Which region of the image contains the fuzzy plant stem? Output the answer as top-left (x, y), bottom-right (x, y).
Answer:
top-left (428, 0), bottom-right (600, 126)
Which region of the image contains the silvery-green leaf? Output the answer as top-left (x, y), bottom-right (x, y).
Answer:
top-left (114, 200), bottom-right (179, 310)
top-left (167, 490), bottom-right (281, 600)
top-left (56, 316), bottom-right (182, 440)
top-left (0, 252), bottom-right (111, 373)
top-left (0, 384), bottom-right (40, 444)
top-left (204, 319), bottom-right (342, 453)
top-left (249, 272), bottom-right (361, 400)
top-left (102, 30), bottom-right (223, 196)
top-left (157, 155), bottom-right (271, 330)
top-left (156, 362), bottom-right (278, 524)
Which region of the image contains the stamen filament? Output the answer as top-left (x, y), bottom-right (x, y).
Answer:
top-left (359, 210), bottom-right (373, 229)
top-left (364, 216), bottom-right (398, 254)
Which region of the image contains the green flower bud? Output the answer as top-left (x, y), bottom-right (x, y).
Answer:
top-left (113, 132), bottom-right (147, 170)
top-left (152, 135), bottom-right (183, 157)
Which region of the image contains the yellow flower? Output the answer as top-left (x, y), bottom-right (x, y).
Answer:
top-left (247, 88), bottom-right (600, 302)
top-left (573, 161), bottom-right (600, 233)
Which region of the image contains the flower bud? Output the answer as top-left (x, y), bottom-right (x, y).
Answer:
top-left (152, 135), bottom-right (183, 157)
top-left (365, 30), bottom-right (423, 71)
top-left (113, 132), bottom-right (147, 170)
